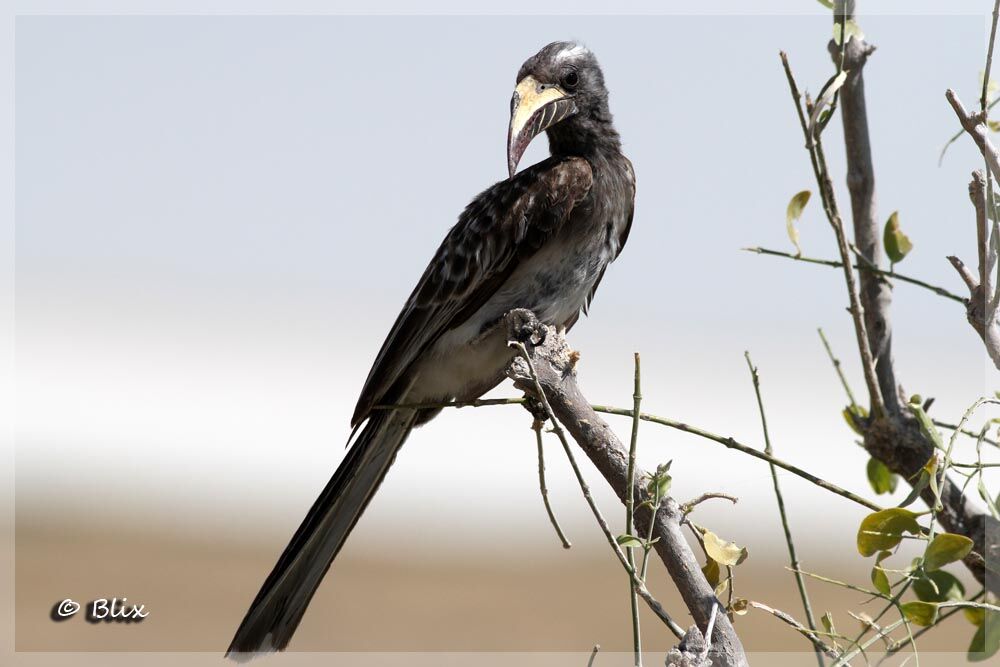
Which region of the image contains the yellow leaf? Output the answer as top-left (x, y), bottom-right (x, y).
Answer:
top-left (703, 530), bottom-right (748, 567)
top-left (785, 190), bottom-right (811, 256)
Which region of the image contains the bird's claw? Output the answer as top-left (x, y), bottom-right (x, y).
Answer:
top-left (506, 308), bottom-right (547, 347)
top-left (521, 395), bottom-right (548, 424)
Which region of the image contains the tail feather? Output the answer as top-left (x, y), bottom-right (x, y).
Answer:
top-left (226, 409), bottom-right (415, 661)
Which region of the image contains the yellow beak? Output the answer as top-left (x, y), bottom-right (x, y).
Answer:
top-left (507, 75), bottom-right (577, 177)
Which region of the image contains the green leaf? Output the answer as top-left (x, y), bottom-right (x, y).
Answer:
top-left (925, 457), bottom-right (942, 512)
top-left (702, 558), bottom-right (722, 588)
top-left (965, 607), bottom-right (986, 627)
top-left (647, 462), bottom-right (673, 502)
top-left (907, 396), bottom-right (943, 448)
top-left (616, 534), bottom-right (643, 549)
top-left (898, 466), bottom-right (930, 508)
top-left (815, 0), bottom-right (833, 8)
top-left (883, 211), bottom-right (913, 264)
top-left (703, 530), bottom-right (749, 567)
top-left (981, 71), bottom-right (1000, 104)
top-left (923, 533), bottom-right (974, 571)
top-left (842, 404), bottom-right (868, 435)
top-left (857, 508), bottom-right (921, 557)
top-left (901, 601), bottom-right (939, 627)
top-left (870, 566), bottom-right (890, 596)
top-left (866, 457), bottom-right (898, 495)
top-left (989, 120), bottom-right (1000, 133)
top-left (833, 19), bottom-right (865, 46)
top-left (969, 610), bottom-right (1000, 661)
top-left (870, 550), bottom-right (893, 596)
top-left (820, 612), bottom-right (842, 652)
top-left (808, 70), bottom-right (848, 136)
top-left (913, 570), bottom-right (965, 603)
top-left (651, 473), bottom-right (672, 500)
top-left (785, 190), bottom-right (811, 256)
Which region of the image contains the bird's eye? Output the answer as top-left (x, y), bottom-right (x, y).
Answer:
top-left (562, 70), bottom-right (579, 88)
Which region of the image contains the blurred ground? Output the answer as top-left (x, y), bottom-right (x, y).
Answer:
top-left (10, 514), bottom-right (978, 663)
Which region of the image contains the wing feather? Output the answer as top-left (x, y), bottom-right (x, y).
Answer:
top-left (351, 156), bottom-right (593, 426)
top-left (583, 156), bottom-right (635, 316)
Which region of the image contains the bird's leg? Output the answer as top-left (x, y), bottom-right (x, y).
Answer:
top-left (504, 309), bottom-right (551, 426)
top-left (505, 308), bottom-right (547, 347)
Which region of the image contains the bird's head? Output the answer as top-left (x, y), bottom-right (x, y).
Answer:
top-left (507, 41), bottom-right (611, 177)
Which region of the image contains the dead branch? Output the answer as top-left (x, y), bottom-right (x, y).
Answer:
top-left (503, 309), bottom-right (749, 667)
top-left (946, 89), bottom-right (1000, 183)
top-left (944, 169), bottom-right (1000, 369)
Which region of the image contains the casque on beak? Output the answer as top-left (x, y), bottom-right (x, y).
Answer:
top-left (507, 75), bottom-right (577, 178)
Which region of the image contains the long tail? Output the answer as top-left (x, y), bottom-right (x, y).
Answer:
top-left (226, 409), bottom-right (416, 661)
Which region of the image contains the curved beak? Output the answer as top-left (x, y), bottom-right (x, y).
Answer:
top-left (507, 75), bottom-right (577, 178)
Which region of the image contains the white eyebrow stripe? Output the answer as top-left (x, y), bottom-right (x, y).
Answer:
top-left (556, 44), bottom-right (589, 60)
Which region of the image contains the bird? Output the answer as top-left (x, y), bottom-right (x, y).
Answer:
top-left (226, 40), bottom-right (634, 660)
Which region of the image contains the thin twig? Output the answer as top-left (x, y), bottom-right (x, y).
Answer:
top-left (533, 421), bottom-right (571, 549)
top-left (379, 395), bottom-right (883, 512)
top-left (947, 89), bottom-right (1000, 185)
top-left (789, 567), bottom-right (882, 598)
top-left (626, 353), bottom-right (643, 667)
top-left (933, 419), bottom-right (999, 447)
top-left (699, 602), bottom-right (720, 664)
top-left (936, 599), bottom-right (1000, 614)
top-left (748, 601), bottom-right (840, 659)
top-left (638, 485), bottom-right (661, 583)
top-left (818, 327), bottom-right (860, 408)
top-left (950, 255), bottom-right (981, 293)
top-left (587, 645), bottom-right (600, 667)
top-left (835, 617), bottom-right (907, 666)
top-left (941, 97), bottom-right (1000, 165)
top-left (835, 575), bottom-right (915, 667)
top-left (848, 611), bottom-right (892, 650)
top-left (744, 247), bottom-right (965, 304)
top-left (681, 492), bottom-right (739, 513)
top-left (780, 51), bottom-right (887, 418)
top-left (591, 404), bottom-right (882, 512)
top-left (745, 351), bottom-right (824, 667)
top-left (509, 340), bottom-right (686, 640)
top-left (984, 0), bottom-right (1000, 114)
top-left (973, 172), bottom-right (989, 289)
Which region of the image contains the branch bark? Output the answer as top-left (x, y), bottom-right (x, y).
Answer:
top-left (503, 311), bottom-right (749, 667)
top-left (943, 96), bottom-right (1000, 369)
top-left (946, 90), bottom-right (1000, 184)
top-left (824, 23), bottom-right (999, 594)
top-left (830, 34), bottom-right (902, 415)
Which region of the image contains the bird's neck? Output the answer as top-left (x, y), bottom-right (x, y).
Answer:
top-left (546, 110), bottom-right (622, 162)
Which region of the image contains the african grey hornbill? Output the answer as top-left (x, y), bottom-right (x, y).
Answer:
top-left (226, 40), bottom-right (634, 659)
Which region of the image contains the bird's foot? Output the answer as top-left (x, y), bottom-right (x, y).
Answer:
top-left (521, 395), bottom-right (549, 426)
top-left (505, 308), bottom-right (547, 347)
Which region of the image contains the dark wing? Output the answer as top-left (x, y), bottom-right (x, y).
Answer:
top-left (351, 156), bottom-right (593, 426)
top-left (581, 156), bottom-right (635, 318)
